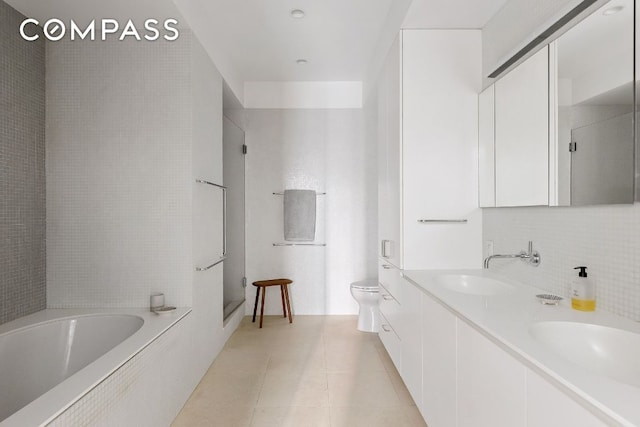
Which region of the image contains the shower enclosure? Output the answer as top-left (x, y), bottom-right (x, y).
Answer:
top-left (222, 116), bottom-right (246, 320)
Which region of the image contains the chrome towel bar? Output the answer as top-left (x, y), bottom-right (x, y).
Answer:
top-left (196, 179), bottom-right (227, 256)
top-left (417, 219), bottom-right (468, 224)
top-left (195, 256), bottom-right (226, 272)
top-left (273, 243), bottom-right (326, 247)
top-left (273, 192), bottom-right (326, 195)
top-left (196, 179), bottom-right (226, 189)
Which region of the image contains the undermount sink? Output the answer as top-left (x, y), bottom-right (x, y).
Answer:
top-left (434, 274), bottom-right (516, 296)
top-left (529, 321), bottom-right (640, 388)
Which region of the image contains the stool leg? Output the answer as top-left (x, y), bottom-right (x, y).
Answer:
top-left (280, 285), bottom-right (287, 318)
top-left (284, 284), bottom-right (293, 324)
top-left (259, 286), bottom-right (266, 328)
top-left (252, 286), bottom-right (260, 323)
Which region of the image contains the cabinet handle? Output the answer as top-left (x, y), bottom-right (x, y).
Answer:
top-left (417, 219), bottom-right (467, 224)
top-left (381, 325), bottom-right (392, 332)
top-left (382, 294), bottom-right (394, 301)
top-left (381, 265), bottom-right (392, 270)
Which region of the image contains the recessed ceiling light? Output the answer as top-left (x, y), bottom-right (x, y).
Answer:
top-left (603, 6), bottom-right (623, 15)
top-left (290, 9), bottom-right (305, 19)
top-left (296, 59), bottom-right (308, 65)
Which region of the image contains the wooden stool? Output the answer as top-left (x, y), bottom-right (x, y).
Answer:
top-left (252, 279), bottom-right (293, 328)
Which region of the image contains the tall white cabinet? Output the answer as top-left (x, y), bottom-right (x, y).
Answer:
top-left (377, 29), bottom-right (482, 273)
top-left (376, 29), bottom-right (483, 420)
top-left (402, 30), bottom-right (483, 270)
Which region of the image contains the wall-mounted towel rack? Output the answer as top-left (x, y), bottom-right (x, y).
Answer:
top-left (417, 219), bottom-right (468, 224)
top-left (273, 243), bottom-right (326, 247)
top-left (196, 179), bottom-right (227, 256)
top-left (197, 179), bottom-right (226, 190)
top-left (273, 192), bottom-right (326, 196)
top-left (195, 256), bottom-right (226, 272)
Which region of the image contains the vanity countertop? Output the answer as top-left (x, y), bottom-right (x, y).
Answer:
top-left (403, 269), bottom-right (640, 427)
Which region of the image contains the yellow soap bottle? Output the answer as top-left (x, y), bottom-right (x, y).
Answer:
top-left (571, 266), bottom-right (595, 311)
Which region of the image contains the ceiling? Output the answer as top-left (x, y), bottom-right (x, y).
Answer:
top-left (402, 0), bottom-right (507, 29)
top-left (173, 0), bottom-right (508, 83)
top-left (6, 0), bottom-right (508, 88)
top-left (176, 0), bottom-right (399, 82)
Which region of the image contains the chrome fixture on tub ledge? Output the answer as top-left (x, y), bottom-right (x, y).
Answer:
top-left (483, 241), bottom-right (541, 269)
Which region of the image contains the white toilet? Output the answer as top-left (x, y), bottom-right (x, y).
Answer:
top-left (350, 279), bottom-right (380, 332)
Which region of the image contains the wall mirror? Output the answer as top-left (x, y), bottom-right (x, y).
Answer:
top-left (552, 0), bottom-right (635, 206)
top-left (479, 0), bottom-right (635, 208)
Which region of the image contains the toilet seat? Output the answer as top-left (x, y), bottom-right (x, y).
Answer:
top-left (350, 280), bottom-right (379, 292)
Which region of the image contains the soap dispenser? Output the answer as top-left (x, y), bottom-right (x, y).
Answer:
top-left (571, 266), bottom-right (595, 312)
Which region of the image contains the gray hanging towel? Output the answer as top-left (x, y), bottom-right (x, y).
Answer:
top-left (283, 189), bottom-right (316, 241)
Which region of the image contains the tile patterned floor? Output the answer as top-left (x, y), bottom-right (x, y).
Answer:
top-left (172, 315), bottom-right (426, 427)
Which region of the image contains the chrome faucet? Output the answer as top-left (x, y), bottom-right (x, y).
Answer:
top-left (483, 241), bottom-right (541, 269)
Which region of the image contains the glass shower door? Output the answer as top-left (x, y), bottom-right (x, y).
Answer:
top-left (222, 116), bottom-right (246, 320)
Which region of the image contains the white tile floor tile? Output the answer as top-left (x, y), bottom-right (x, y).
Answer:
top-left (172, 315), bottom-right (426, 426)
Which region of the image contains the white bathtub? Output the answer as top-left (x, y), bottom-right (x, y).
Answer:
top-left (0, 308), bottom-right (190, 426)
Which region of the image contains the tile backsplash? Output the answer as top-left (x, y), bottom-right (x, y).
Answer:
top-left (0, 1), bottom-right (46, 325)
top-left (483, 204), bottom-right (640, 321)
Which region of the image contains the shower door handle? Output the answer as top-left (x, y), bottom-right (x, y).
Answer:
top-left (222, 187), bottom-right (227, 256)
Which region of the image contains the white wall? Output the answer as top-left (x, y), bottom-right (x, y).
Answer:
top-left (244, 82), bottom-right (363, 109)
top-left (46, 34), bottom-right (194, 308)
top-left (244, 109), bottom-right (377, 315)
top-left (190, 34), bottom-right (230, 377)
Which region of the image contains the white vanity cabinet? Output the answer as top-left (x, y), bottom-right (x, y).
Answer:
top-left (378, 259), bottom-right (402, 371)
top-left (421, 290), bottom-right (456, 427)
top-left (399, 277), bottom-right (422, 412)
top-left (457, 320), bottom-right (527, 427)
top-left (407, 280), bottom-right (612, 427)
top-left (526, 369), bottom-right (608, 427)
top-left (377, 29), bottom-right (482, 271)
top-left (378, 309), bottom-right (401, 372)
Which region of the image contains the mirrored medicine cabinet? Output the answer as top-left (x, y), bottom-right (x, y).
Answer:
top-left (479, 0), bottom-right (636, 207)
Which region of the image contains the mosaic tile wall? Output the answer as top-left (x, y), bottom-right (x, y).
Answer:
top-left (0, 1), bottom-right (46, 325)
top-left (45, 32), bottom-right (194, 308)
top-left (244, 109), bottom-right (378, 315)
top-left (483, 204), bottom-right (640, 321)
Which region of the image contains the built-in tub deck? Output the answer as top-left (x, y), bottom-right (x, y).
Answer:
top-left (0, 308), bottom-right (190, 427)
